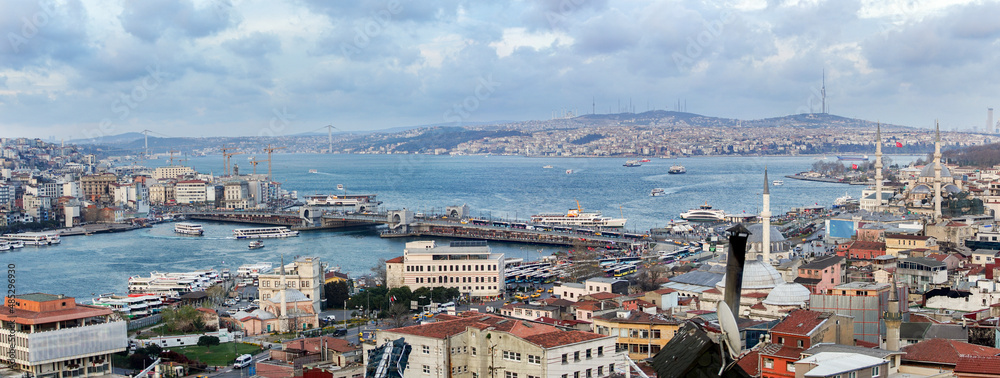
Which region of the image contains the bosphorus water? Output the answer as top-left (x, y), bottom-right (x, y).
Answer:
top-left (8, 154), bottom-right (919, 300)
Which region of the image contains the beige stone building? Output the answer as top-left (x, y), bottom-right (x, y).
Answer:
top-left (258, 256), bottom-right (324, 314)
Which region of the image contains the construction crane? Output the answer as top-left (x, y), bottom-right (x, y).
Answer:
top-left (264, 144), bottom-right (286, 180)
top-left (167, 150), bottom-right (179, 166)
top-left (224, 151), bottom-right (243, 176)
top-left (248, 158), bottom-right (262, 175)
top-left (220, 145), bottom-right (243, 176)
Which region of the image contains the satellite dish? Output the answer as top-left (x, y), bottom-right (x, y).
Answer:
top-left (717, 301), bottom-right (741, 359)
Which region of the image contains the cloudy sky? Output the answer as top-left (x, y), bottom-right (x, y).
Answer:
top-left (2, 0), bottom-right (999, 139)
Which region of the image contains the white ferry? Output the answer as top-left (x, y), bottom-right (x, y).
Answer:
top-left (1, 232), bottom-right (61, 246)
top-left (92, 293), bottom-right (163, 318)
top-left (0, 241), bottom-right (9, 251)
top-left (128, 270), bottom-right (219, 296)
top-left (249, 240), bottom-right (264, 249)
top-left (680, 202), bottom-right (727, 222)
top-left (237, 262), bottom-right (273, 277)
top-left (530, 201), bottom-right (627, 228)
top-left (233, 227), bottom-right (299, 239)
top-left (650, 188), bottom-right (666, 197)
top-left (174, 222), bottom-right (204, 236)
top-left (772, 180), bottom-right (784, 186)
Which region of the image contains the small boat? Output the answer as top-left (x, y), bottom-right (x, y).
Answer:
top-left (623, 160), bottom-right (641, 167)
top-left (248, 240), bottom-right (264, 250)
top-left (650, 188), bottom-right (666, 197)
top-left (0, 242), bottom-right (10, 251)
top-left (668, 165), bottom-right (686, 174)
top-left (543, 165), bottom-right (553, 169)
top-left (639, 159), bottom-right (651, 163)
top-left (309, 169), bottom-right (318, 173)
top-left (9, 241), bottom-right (23, 249)
top-left (772, 180), bottom-right (784, 186)
top-left (566, 169), bottom-right (573, 174)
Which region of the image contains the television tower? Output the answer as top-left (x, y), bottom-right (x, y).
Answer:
top-left (821, 69), bottom-right (827, 114)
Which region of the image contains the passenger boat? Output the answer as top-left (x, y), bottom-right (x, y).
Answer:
top-left (650, 188), bottom-right (666, 196)
top-left (623, 160), bottom-right (641, 167)
top-left (174, 222), bottom-right (204, 236)
top-left (566, 169), bottom-right (573, 174)
top-left (237, 262), bottom-right (273, 277)
top-left (0, 241), bottom-right (10, 251)
top-left (249, 240), bottom-right (264, 250)
top-left (1, 232), bottom-right (61, 246)
top-left (531, 201), bottom-right (627, 228)
top-left (8, 241), bottom-right (23, 249)
top-left (668, 165), bottom-right (686, 174)
top-left (680, 202), bottom-right (727, 222)
top-left (772, 180), bottom-right (784, 186)
top-left (233, 227), bottom-right (299, 239)
top-left (305, 194), bottom-right (379, 206)
top-left (309, 169), bottom-right (318, 173)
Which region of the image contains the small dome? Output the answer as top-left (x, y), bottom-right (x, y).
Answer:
top-left (266, 289), bottom-right (310, 303)
top-left (718, 259), bottom-right (784, 290)
top-left (944, 184), bottom-right (961, 194)
top-left (746, 223), bottom-right (787, 243)
top-left (911, 185), bottom-right (932, 194)
top-left (919, 163), bottom-right (952, 178)
top-left (251, 309), bottom-right (276, 320)
top-left (763, 282), bottom-right (811, 306)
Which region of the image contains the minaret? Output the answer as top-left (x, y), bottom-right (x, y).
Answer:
top-left (885, 275), bottom-right (902, 351)
top-left (762, 168), bottom-right (771, 263)
top-left (280, 255), bottom-right (288, 332)
top-left (875, 122), bottom-right (883, 212)
top-left (933, 121), bottom-right (942, 221)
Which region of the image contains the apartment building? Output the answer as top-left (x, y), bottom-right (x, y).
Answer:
top-left (386, 240), bottom-right (504, 299)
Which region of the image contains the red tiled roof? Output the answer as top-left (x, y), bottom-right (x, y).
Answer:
top-left (703, 288), bottom-right (721, 294)
top-left (522, 330), bottom-right (606, 348)
top-left (737, 350), bottom-right (760, 376)
top-left (751, 302), bottom-right (766, 310)
top-left (887, 233), bottom-right (931, 240)
top-left (386, 313), bottom-right (560, 340)
top-left (586, 292), bottom-right (621, 300)
top-left (653, 288), bottom-right (676, 294)
top-left (855, 339), bottom-right (879, 348)
top-left (196, 307), bottom-right (217, 315)
top-left (850, 241), bottom-right (886, 250)
top-left (927, 253), bottom-right (949, 262)
top-left (901, 339), bottom-right (1000, 365)
top-left (759, 343), bottom-right (803, 359)
top-left (744, 292), bottom-right (769, 298)
top-left (957, 355), bottom-right (1000, 374)
top-left (770, 309), bottom-right (828, 337)
top-left (385, 256), bottom-right (403, 264)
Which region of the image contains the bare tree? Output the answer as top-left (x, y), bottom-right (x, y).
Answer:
top-left (371, 258), bottom-right (387, 286)
top-left (386, 303), bottom-right (410, 328)
top-left (565, 247), bottom-right (605, 283)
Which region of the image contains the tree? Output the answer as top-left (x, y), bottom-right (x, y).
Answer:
top-left (324, 280), bottom-right (351, 309)
top-left (206, 285), bottom-right (227, 306)
top-left (630, 265), bottom-right (667, 293)
top-left (197, 335), bottom-right (220, 350)
top-left (386, 303), bottom-right (410, 328)
top-left (371, 258), bottom-right (388, 286)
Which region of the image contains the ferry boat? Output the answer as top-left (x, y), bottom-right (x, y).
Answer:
top-left (233, 227), bottom-right (299, 239)
top-left (308, 169), bottom-right (318, 173)
top-left (174, 222), bottom-right (204, 236)
top-left (623, 160), bottom-right (641, 167)
top-left (680, 202), bottom-right (727, 222)
top-left (772, 180), bottom-right (784, 186)
top-left (837, 155), bottom-right (869, 161)
top-left (249, 240), bottom-right (264, 249)
top-left (1, 232), bottom-right (61, 246)
top-left (8, 241), bottom-right (22, 249)
top-left (128, 270), bottom-right (218, 296)
top-left (530, 201), bottom-right (627, 228)
top-left (237, 262), bottom-right (273, 277)
top-left (305, 194), bottom-right (379, 207)
top-left (668, 165), bottom-right (686, 174)
top-left (0, 241), bottom-right (9, 251)
top-left (650, 188), bottom-right (666, 197)
top-left (833, 192), bottom-right (855, 207)
top-left (92, 293), bottom-right (163, 318)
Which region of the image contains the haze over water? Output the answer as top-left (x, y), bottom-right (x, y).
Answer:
top-left (11, 154), bottom-right (920, 300)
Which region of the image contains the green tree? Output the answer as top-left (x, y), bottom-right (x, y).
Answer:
top-left (324, 280), bottom-right (351, 309)
top-left (197, 335), bottom-right (220, 350)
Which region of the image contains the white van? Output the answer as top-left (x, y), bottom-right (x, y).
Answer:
top-left (234, 354), bottom-right (253, 369)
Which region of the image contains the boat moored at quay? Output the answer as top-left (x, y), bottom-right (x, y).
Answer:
top-left (530, 202), bottom-right (627, 228)
top-left (233, 227), bottom-right (300, 239)
top-left (1, 232), bottom-right (61, 246)
top-left (680, 202), bottom-right (727, 222)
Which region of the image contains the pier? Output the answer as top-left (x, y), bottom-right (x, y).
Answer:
top-left (178, 205), bottom-right (649, 247)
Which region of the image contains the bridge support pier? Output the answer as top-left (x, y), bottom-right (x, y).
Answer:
top-left (387, 209), bottom-right (415, 230)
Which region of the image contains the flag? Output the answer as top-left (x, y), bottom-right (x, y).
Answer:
top-left (852, 164), bottom-right (858, 169)
top-left (390, 295), bottom-right (396, 303)
top-left (895, 142), bottom-right (903, 147)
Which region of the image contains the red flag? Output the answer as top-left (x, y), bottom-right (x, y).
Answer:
top-left (895, 142), bottom-right (903, 148)
top-left (852, 164), bottom-right (858, 169)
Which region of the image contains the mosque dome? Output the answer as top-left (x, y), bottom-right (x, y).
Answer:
top-left (763, 282), bottom-right (811, 306)
top-left (911, 185), bottom-right (932, 194)
top-left (746, 223), bottom-right (787, 243)
top-left (944, 184), bottom-right (961, 194)
top-left (718, 259), bottom-right (784, 291)
top-left (919, 163), bottom-right (952, 178)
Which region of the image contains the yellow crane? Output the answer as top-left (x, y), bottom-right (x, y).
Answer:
top-left (264, 144), bottom-right (286, 180)
top-left (248, 158), bottom-right (262, 175)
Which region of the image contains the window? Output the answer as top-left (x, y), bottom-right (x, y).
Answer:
top-left (586, 349), bottom-right (592, 359)
top-left (422, 345), bottom-right (430, 354)
top-left (528, 355), bottom-right (541, 364)
top-left (586, 369), bottom-right (592, 378)
top-left (573, 372), bottom-right (579, 378)
top-left (562, 354), bottom-right (568, 364)
top-left (503, 351), bottom-right (522, 361)
top-left (797, 339), bottom-right (803, 348)
top-left (597, 346), bottom-right (604, 356)
top-left (786, 362), bottom-right (795, 372)
top-left (472, 347), bottom-right (477, 356)
top-left (598, 366), bottom-right (603, 376)
top-left (872, 366), bottom-right (880, 376)
top-left (574, 351), bottom-right (580, 361)
top-left (777, 337), bottom-right (783, 344)
top-left (763, 358), bottom-right (774, 369)
top-left (423, 365), bottom-right (430, 374)
top-left (505, 372), bottom-right (518, 378)
top-left (848, 372), bottom-right (856, 378)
